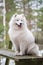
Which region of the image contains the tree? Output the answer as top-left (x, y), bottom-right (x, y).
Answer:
top-left (5, 0), bottom-right (16, 12)
top-left (34, 0), bottom-right (43, 30)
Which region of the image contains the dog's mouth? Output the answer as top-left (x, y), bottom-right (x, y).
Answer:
top-left (16, 23), bottom-right (22, 28)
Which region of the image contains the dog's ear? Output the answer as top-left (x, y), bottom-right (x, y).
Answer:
top-left (14, 13), bottom-right (17, 17)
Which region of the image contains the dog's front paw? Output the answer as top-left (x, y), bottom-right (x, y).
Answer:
top-left (14, 51), bottom-right (23, 56)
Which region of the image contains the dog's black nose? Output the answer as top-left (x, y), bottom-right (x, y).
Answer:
top-left (20, 23), bottom-right (22, 26)
top-left (18, 23), bottom-right (22, 28)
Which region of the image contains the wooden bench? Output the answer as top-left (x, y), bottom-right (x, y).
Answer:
top-left (0, 41), bottom-right (43, 65)
top-left (0, 49), bottom-right (43, 65)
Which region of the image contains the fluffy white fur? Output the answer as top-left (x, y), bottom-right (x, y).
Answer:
top-left (8, 14), bottom-right (42, 56)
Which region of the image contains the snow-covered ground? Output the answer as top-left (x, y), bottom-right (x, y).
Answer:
top-left (1, 58), bottom-right (15, 65)
top-left (40, 50), bottom-right (43, 54)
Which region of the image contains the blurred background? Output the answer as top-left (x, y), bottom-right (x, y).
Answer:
top-left (0, 0), bottom-right (43, 65)
top-left (0, 0), bottom-right (43, 49)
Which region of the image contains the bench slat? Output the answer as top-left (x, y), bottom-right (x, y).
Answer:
top-left (0, 49), bottom-right (43, 60)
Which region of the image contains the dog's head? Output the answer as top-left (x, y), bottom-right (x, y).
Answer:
top-left (9, 13), bottom-right (27, 30)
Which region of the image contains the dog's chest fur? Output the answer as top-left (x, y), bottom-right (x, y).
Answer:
top-left (8, 28), bottom-right (35, 50)
top-left (12, 29), bottom-right (34, 44)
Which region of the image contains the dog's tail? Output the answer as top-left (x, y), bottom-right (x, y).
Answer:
top-left (40, 50), bottom-right (43, 56)
top-left (40, 50), bottom-right (43, 54)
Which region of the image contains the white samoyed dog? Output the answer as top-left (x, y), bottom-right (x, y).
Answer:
top-left (8, 14), bottom-right (42, 56)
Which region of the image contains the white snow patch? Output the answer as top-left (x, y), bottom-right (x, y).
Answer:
top-left (1, 58), bottom-right (15, 65)
top-left (40, 50), bottom-right (43, 54)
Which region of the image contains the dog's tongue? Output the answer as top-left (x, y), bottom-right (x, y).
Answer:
top-left (18, 24), bottom-right (22, 28)
top-left (18, 23), bottom-right (22, 28)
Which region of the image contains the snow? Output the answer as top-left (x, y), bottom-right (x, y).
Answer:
top-left (1, 58), bottom-right (6, 65)
top-left (0, 38), bottom-right (4, 42)
top-left (40, 50), bottom-right (43, 54)
top-left (0, 3), bottom-right (3, 6)
top-left (1, 58), bottom-right (15, 65)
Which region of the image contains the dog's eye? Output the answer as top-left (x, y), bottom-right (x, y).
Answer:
top-left (17, 20), bottom-right (19, 21)
top-left (21, 20), bottom-right (23, 21)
